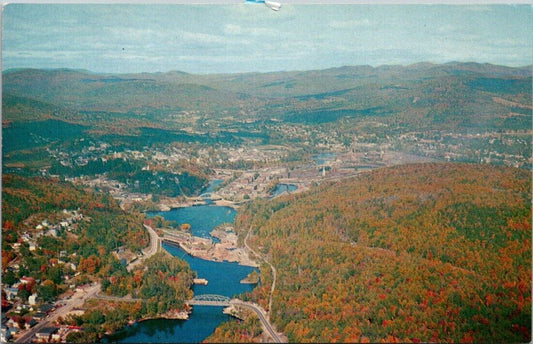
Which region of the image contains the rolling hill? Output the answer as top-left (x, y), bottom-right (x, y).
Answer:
top-left (3, 63), bottom-right (531, 131)
top-left (235, 163), bottom-right (531, 343)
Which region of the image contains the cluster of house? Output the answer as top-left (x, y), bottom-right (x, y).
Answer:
top-left (16, 210), bottom-right (84, 252)
top-left (214, 167), bottom-right (287, 201)
top-left (1, 279), bottom-right (89, 342)
top-left (2, 210), bottom-right (86, 342)
top-left (32, 326), bottom-right (83, 343)
top-left (2, 321), bottom-right (82, 343)
top-left (1, 298), bottom-right (54, 342)
top-left (4, 277), bottom-right (38, 304)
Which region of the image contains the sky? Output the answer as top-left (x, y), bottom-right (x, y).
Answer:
top-left (2, 3), bottom-right (531, 74)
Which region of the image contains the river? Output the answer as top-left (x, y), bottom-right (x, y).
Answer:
top-left (107, 192), bottom-right (258, 343)
top-left (269, 183), bottom-right (297, 198)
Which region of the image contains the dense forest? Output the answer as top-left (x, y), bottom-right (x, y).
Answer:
top-left (203, 308), bottom-right (264, 343)
top-left (233, 163), bottom-right (531, 343)
top-left (49, 157), bottom-right (209, 197)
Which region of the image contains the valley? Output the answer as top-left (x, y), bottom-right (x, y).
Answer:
top-left (2, 62), bottom-right (531, 343)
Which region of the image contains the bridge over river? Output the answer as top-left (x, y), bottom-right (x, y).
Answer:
top-left (186, 294), bottom-right (231, 306)
top-left (91, 293), bottom-right (285, 342)
top-left (187, 294), bottom-right (285, 343)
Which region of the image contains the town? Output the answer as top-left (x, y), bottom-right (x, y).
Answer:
top-left (2, 61), bottom-right (531, 342)
top-left (1, 209), bottom-right (97, 343)
top-left (3, 125), bottom-right (531, 342)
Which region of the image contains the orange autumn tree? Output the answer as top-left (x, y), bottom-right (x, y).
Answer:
top-left (235, 163), bottom-right (531, 343)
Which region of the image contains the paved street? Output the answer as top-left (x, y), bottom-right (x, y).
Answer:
top-left (14, 283), bottom-right (100, 343)
top-left (230, 300), bottom-right (285, 343)
top-left (127, 224), bottom-right (160, 271)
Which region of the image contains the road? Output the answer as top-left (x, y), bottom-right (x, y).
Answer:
top-left (127, 224), bottom-right (160, 271)
top-left (143, 224), bottom-right (160, 257)
top-left (230, 300), bottom-right (285, 343)
top-left (14, 225), bottom-right (282, 342)
top-left (243, 225), bottom-right (287, 343)
top-left (14, 283), bottom-right (100, 343)
top-left (92, 292), bottom-right (143, 303)
top-left (244, 225), bottom-right (277, 320)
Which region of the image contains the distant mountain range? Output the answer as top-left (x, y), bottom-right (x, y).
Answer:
top-left (2, 62), bottom-right (531, 133)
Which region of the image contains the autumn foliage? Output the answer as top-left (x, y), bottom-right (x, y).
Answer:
top-left (235, 163), bottom-right (531, 343)
top-left (2, 174), bottom-right (148, 253)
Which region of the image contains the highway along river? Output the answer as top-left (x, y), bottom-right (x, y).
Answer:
top-left (106, 203), bottom-right (258, 343)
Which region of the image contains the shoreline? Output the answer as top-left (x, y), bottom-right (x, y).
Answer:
top-left (163, 237), bottom-right (259, 268)
top-left (155, 196), bottom-right (241, 212)
top-left (134, 310), bottom-right (190, 323)
top-left (106, 310), bottom-right (190, 338)
top-left (160, 216), bottom-right (259, 268)
top-left (108, 195), bottom-right (260, 342)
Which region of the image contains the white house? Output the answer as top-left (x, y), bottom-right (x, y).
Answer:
top-left (45, 229), bottom-right (57, 237)
top-left (28, 293), bottom-right (38, 306)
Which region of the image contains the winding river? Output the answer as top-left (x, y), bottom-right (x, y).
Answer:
top-left (107, 181), bottom-right (258, 343)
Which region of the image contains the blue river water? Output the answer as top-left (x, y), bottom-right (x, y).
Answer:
top-left (153, 206), bottom-right (236, 240)
top-left (203, 179), bottom-right (223, 193)
top-left (106, 306), bottom-right (230, 343)
top-left (107, 198), bottom-right (257, 343)
top-left (269, 183), bottom-right (297, 198)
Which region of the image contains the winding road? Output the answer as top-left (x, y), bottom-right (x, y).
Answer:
top-left (244, 225), bottom-right (277, 320)
top-left (244, 225), bottom-right (287, 342)
top-left (230, 300), bottom-right (284, 343)
top-left (127, 224), bottom-right (160, 271)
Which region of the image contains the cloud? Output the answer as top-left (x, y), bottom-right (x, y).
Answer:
top-left (224, 24), bottom-right (243, 35)
top-left (329, 18), bottom-right (372, 29)
top-left (2, 4), bottom-right (531, 74)
top-left (174, 31), bottom-right (229, 47)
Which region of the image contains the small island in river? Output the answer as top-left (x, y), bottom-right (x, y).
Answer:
top-left (162, 224), bottom-right (259, 268)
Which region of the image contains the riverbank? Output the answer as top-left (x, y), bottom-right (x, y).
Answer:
top-left (132, 309), bottom-right (190, 324)
top-left (109, 202), bottom-right (261, 343)
top-left (240, 270), bottom-right (260, 284)
top-left (164, 228), bottom-right (258, 268)
top-left (105, 308), bottom-right (192, 341)
top-left (155, 198), bottom-right (241, 211)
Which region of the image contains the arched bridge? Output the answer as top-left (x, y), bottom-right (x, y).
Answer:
top-left (186, 295), bottom-right (286, 342)
top-left (186, 294), bottom-right (231, 306)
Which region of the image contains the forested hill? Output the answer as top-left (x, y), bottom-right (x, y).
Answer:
top-left (3, 62), bottom-right (531, 172)
top-left (3, 63), bottom-right (531, 132)
top-left (235, 163), bottom-right (531, 343)
top-left (2, 174), bottom-right (148, 254)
